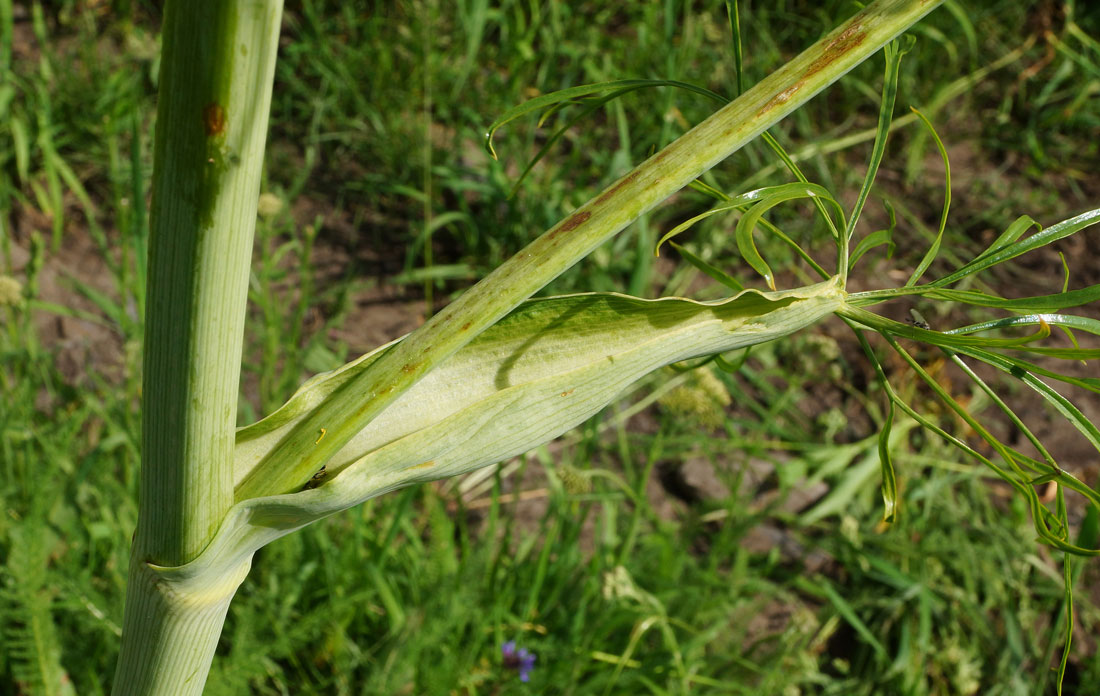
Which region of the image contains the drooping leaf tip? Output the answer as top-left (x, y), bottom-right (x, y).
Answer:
top-left (484, 131), bottom-right (499, 160)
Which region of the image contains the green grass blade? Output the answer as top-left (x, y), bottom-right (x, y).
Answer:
top-left (9, 112), bottom-right (29, 183)
top-left (811, 577), bottom-right (888, 659)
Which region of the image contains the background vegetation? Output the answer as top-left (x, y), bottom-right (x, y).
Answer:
top-left (2, 0), bottom-right (1099, 693)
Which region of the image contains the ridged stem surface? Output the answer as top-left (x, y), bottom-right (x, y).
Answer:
top-left (113, 2), bottom-right (283, 693)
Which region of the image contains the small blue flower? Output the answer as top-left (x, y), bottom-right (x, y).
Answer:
top-left (501, 640), bottom-right (536, 682)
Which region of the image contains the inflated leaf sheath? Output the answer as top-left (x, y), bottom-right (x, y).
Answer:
top-left (159, 279), bottom-right (845, 586)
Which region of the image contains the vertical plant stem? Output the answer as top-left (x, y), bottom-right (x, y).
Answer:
top-left (113, 1), bottom-right (283, 694)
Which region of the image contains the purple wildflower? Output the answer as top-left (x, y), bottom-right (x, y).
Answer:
top-left (501, 640), bottom-right (536, 682)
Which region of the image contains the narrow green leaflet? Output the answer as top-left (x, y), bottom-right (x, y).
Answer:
top-left (951, 347), bottom-right (1100, 469)
top-left (735, 184), bottom-right (844, 290)
top-left (484, 79), bottom-right (727, 160)
top-left (801, 421), bottom-right (912, 526)
top-left (506, 87), bottom-right (636, 195)
top-left (879, 334), bottom-right (1100, 554)
top-left (654, 183), bottom-right (836, 253)
top-left (668, 241), bottom-right (744, 292)
top-left (839, 305), bottom-right (1053, 349)
top-left (848, 226), bottom-right (896, 271)
top-left (904, 108), bottom-right (951, 287)
top-left (944, 313), bottom-right (1100, 338)
top-left (506, 81), bottom-right (729, 195)
top-left (925, 284), bottom-right (1100, 312)
top-left (931, 207), bottom-right (1100, 287)
top-left (972, 215), bottom-right (1039, 264)
top-left (852, 329), bottom-right (900, 522)
top-left (179, 280), bottom-right (846, 585)
top-left (947, 352), bottom-right (1059, 475)
top-left (844, 37), bottom-right (910, 246)
top-left (952, 347), bottom-right (1100, 394)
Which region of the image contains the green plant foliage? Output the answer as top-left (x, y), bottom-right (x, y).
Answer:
top-left (3, 524), bottom-right (73, 696)
top-left (3, 0), bottom-right (1100, 694)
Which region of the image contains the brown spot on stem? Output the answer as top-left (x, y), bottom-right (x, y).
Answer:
top-left (805, 23), bottom-right (867, 79)
top-left (758, 84), bottom-right (803, 115)
top-left (553, 211), bottom-right (592, 236)
top-left (594, 171), bottom-right (640, 206)
top-left (755, 22), bottom-right (867, 119)
top-left (460, 321), bottom-right (473, 331)
top-left (401, 363), bottom-right (417, 374)
top-left (203, 102), bottom-right (227, 136)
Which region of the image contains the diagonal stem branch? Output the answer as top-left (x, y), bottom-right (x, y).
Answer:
top-left (236, 0), bottom-right (947, 500)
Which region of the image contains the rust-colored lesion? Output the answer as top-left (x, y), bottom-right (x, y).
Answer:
top-left (594, 170), bottom-right (640, 206)
top-left (460, 321), bottom-right (473, 331)
top-left (202, 102), bottom-right (227, 136)
top-left (758, 83), bottom-right (803, 116)
top-left (806, 22), bottom-right (867, 79)
top-left (401, 362), bottom-right (418, 374)
top-left (756, 20), bottom-right (868, 119)
top-left (557, 210), bottom-right (592, 234)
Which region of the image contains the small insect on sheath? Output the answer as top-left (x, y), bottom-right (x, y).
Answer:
top-left (303, 465), bottom-right (327, 490)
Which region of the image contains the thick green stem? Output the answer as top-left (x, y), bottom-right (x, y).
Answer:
top-left (113, 1), bottom-right (283, 694)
